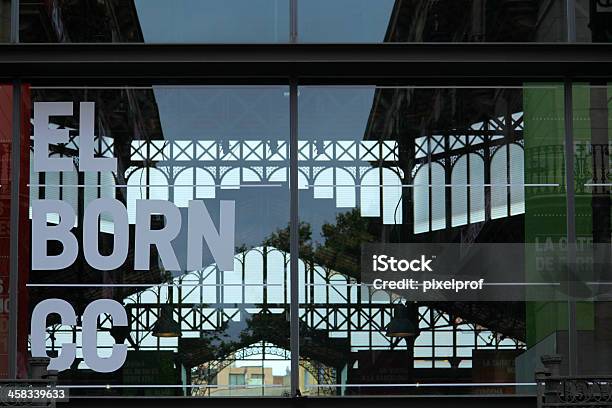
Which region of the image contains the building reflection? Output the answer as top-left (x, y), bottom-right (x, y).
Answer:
top-left (17, 0), bottom-right (611, 396)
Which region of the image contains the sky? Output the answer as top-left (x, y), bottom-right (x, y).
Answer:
top-left (134, 0), bottom-right (394, 43)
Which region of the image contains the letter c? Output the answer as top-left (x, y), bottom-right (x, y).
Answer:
top-left (82, 299), bottom-right (128, 373)
top-left (31, 299), bottom-right (77, 371)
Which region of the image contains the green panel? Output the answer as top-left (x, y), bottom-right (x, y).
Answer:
top-left (523, 85), bottom-right (571, 348)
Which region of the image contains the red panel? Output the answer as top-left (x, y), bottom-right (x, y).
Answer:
top-left (0, 85), bottom-right (31, 378)
top-left (0, 84), bottom-right (13, 379)
top-left (18, 85), bottom-right (31, 378)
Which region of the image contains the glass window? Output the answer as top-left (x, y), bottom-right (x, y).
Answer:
top-left (576, 0), bottom-right (612, 42)
top-left (572, 83), bottom-right (612, 375)
top-left (17, 0), bottom-right (574, 43)
top-left (229, 373), bottom-right (246, 386)
top-left (248, 373), bottom-right (264, 385)
top-left (297, 85), bottom-right (570, 396)
top-left (20, 0), bottom-right (289, 43)
top-left (25, 86), bottom-right (291, 397)
top-left (298, 0), bottom-right (567, 42)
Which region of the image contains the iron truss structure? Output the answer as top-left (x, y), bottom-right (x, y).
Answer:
top-left (39, 246), bottom-right (524, 379)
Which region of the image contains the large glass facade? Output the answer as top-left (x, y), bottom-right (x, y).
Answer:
top-left (0, 79), bottom-right (602, 403)
top-left (0, 0), bottom-right (610, 403)
top-left (4, 82), bottom-right (610, 399)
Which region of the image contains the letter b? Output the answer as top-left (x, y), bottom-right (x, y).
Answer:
top-left (31, 200), bottom-right (78, 270)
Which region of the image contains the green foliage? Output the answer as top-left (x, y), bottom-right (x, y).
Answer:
top-left (263, 208), bottom-right (376, 280)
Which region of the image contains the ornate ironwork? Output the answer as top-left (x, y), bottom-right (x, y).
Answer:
top-left (537, 355), bottom-right (612, 407)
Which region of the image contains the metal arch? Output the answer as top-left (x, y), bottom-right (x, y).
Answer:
top-left (201, 342), bottom-right (292, 379)
top-left (190, 343), bottom-right (335, 396)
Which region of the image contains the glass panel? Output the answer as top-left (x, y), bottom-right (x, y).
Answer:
top-left (572, 83), bottom-right (612, 375)
top-left (0, 0), bottom-right (9, 41)
top-left (297, 85), bottom-right (570, 396)
top-left (25, 86), bottom-right (291, 397)
top-left (20, 0), bottom-right (289, 43)
top-left (229, 373), bottom-right (245, 386)
top-left (576, 0), bottom-right (612, 42)
top-left (298, 0), bottom-right (566, 42)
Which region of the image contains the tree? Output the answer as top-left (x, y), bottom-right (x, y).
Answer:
top-left (263, 209), bottom-right (376, 280)
top-left (263, 221), bottom-right (315, 261)
top-left (316, 208), bottom-right (376, 280)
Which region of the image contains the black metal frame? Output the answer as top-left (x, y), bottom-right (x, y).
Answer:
top-left (4, 0), bottom-right (612, 406)
top-left (0, 43), bottom-right (611, 84)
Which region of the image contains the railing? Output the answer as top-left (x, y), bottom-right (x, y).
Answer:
top-left (537, 355), bottom-right (612, 407)
top-left (0, 358), bottom-right (59, 407)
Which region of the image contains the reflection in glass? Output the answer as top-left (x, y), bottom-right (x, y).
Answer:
top-left (18, 0), bottom-right (570, 43)
top-left (299, 0), bottom-right (566, 42)
top-left (572, 84), bottom-right (612, 375)
top-left (576, 0), bottom-right (612, 42)
top-left (20, 0), bottom-right (289, 43)
top-left (26, 86), bottom-right (291, 396)
top-left (297, 85), bottom-right (568, 396)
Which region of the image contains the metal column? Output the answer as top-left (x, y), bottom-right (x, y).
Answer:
top-left (563, 79), bottom-right (578, 376)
